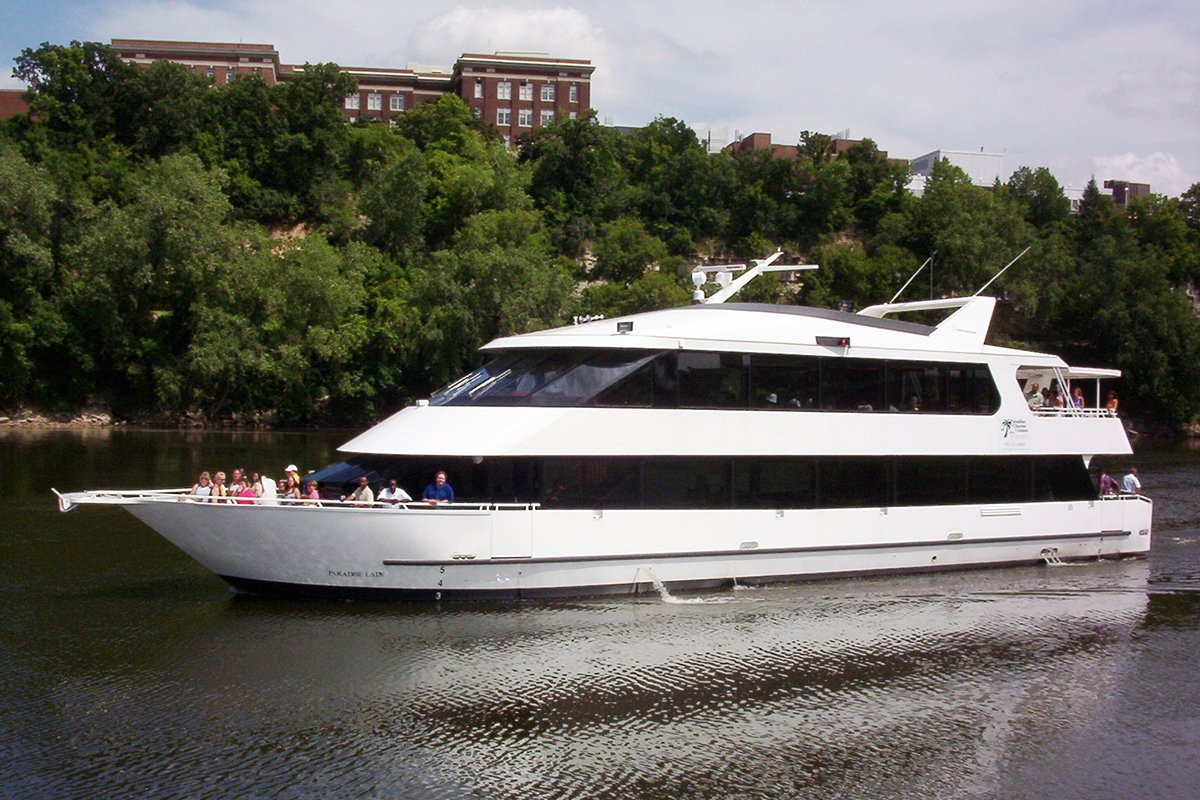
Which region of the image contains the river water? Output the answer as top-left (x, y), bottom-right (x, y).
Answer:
top-left (2, 429), bottom-right (1199, 799)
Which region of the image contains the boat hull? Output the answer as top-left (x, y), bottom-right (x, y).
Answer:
top-left (120, 497), bottom-right (1154, 600)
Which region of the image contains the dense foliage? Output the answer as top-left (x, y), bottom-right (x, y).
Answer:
top-left (3, 42), bottom-right (1199, 427)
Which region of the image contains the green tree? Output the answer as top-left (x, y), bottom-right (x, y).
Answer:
top-left (65, 153), bottom-right (234, 411)
top-left (591, 217), bottom-right (669, 283)
top-left (518, 111), bottom-right (631, 255)
top-left (1005, 166), bottom-right (1071, 228)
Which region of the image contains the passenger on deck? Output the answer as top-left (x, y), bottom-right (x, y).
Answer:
top-left (423, 471), bottom-right (455, 506)
top-left (908, 394), bottom-right (921, 412)
top-left (229, 468), bottom-right (246, 496)
top-left (235, 474), bottom-right (257, 504)
top-left (1071, 386), bottom-right (1085, 409)
top-left (211, 471), bottom-right (229, 502)
top-left (280, 475), bottom-right (301, 502)
top-left (1122, 467), bottom-right (1142, 495)
top-left (303, 480), bottom-right (321, 506)
top-left (378, 478), bottom-right (413, 506)
top-left (1106, 390), bottom-right (1120, 415)
top-left (1099, 473), bottom-right (1119, 496)
top-left (188, 471), bottom-right (213, 502)
top-left (250, 472), bottom-right (265, 498)
top-left (342, 476), bottom-right (375, 506)
top-left (1026, 383), bottom-right (1043, 408)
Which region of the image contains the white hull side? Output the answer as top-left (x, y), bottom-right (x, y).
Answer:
top-left (124, 497), bottom-right (1153, 599)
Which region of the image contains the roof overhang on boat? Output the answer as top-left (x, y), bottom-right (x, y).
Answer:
top-left (483, 297), bottom-right (1005, 358)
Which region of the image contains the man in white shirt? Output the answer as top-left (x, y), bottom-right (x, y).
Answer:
top-left (378, 478), bottom-right (413, 506)
top-left (342, 475), bottom-right (375, 506)
top-left (1121, 467), bottom-right (1142, 494)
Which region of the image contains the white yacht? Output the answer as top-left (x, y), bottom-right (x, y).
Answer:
top-left (55, 253), bottom-right (1152, 600)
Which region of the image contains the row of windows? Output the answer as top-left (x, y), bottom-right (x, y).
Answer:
top-left (488, 81), bottom-right (578, 102)
top-left (321, 455), bottom-right (1096, 510)
top-left (433, 349), bottom-right (1002, 414)
top-left (496, 109), bottom-right (574, 127)
top-left (345, 93), bottom-right (406, 112)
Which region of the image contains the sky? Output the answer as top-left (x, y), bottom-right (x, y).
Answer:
top-left (1, 0), bottom-right (1196, 196)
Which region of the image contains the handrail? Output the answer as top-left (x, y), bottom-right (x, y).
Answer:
top-left (1030, 407), bottom-right (1117, 417)
top-left (54, 488), bottom-right (540, 512)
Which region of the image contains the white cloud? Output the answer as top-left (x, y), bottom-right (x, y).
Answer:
top-left (1093, 152), bottom-right (1193, 197)
top-left (2, 1), bottom-right (1193, 193)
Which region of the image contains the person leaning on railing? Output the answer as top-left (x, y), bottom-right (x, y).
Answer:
top-left (183, 471), bottom-right (214, 502)
top-left (378, 478), bottom-right (412, 507)
top-left (342, 476), bottom-right (375, 506)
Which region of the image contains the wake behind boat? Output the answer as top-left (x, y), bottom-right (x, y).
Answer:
top-left (55, 253), bottom-right (1152, 600)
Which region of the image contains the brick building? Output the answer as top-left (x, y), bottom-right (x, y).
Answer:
top-left (724, 131), bottom-right (897, 163)
top-left (107, 39), bottom-right (593, 140)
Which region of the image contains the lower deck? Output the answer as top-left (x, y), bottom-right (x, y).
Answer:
top-left (62, 491), bottom-right (1155, 600)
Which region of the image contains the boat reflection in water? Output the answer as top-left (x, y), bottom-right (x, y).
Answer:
top-left (59, 560), bottom-right (1152, 799)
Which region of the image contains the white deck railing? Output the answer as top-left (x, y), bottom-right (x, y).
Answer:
top-left (53, 487), bottom-right (539, 513)
top-left (1030, 407), bottom-right (1118, 418)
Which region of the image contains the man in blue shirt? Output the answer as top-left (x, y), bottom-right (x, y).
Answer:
top-left (422, 470), bottom-right (455, 506)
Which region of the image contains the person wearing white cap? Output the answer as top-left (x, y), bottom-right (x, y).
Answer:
top-left (280, 465), bottom-right (302, 502)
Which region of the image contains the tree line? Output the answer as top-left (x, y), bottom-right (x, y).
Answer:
top-left (2, 41), bottom-right (1199, 427)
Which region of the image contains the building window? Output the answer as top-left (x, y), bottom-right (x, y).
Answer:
top-left (473, 106), bottom-right (482, 119)
top-left (540, 110), bottom-right (554, 126)
top-left (390, 94), bottom-right (405, 112)
top-left (569, 84), bottom-right (578, 103)
top-left (474, 80), bottom-right (483, 98)
top-left (497, 108), bottom-right (512, 126)
top-left (502, 134), bottom-right (512, 147)
top-left (518, 108), bottom-right (533, 127)
top-left (206, 67), bottom-right (215, 80)
top-left (519, 82), bottom-right (533, 101)
top-left (226, 67), bottom-right (235, 82)
top-left (367, 93), bottom-right (382, 111)
top-left (569, 111), bottom-right (577, 119)
top-left (541, 84), bottom-right (556, 102)
top-left (497, 80), bottom-right (511, 100)
top-left (345, 94), bottom-right (360, 110)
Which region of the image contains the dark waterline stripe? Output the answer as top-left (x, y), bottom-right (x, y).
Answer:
top-left (380, 529), bottom-right (1132, 567)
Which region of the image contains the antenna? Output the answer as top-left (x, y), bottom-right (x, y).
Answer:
top-left (973, 246), bottom-right (1032, 297)
top-left (889, 252), bottom-right (936, 304)
top-left (691, 251), bottom-right (818, 304)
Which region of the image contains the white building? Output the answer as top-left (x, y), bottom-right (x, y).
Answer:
top-left (908, 149), bottom-right (1006, 196)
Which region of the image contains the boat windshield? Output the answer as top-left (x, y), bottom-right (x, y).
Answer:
top-left (430, 350), bottom-right (660, 407)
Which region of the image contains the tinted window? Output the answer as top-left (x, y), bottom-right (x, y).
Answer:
top-left (822, 360), bottom-right (885, 411)
top-left (895, 457), bottom-right (966, 506)
top-left (751, 355), bottom-right (820, 409)
top-left (542, 459), bottom-right (640, 508)
top-left (968, 458), bottom-right (1028, 504)
top-left (819, 459), bottom-right (890, 507)
top-left (641, 460), bottom-right (731, 508)
top-left (733, 459), bottom-right (815, 508)
top-left (887, 363), bottom-right (943, 412)
top-left (678, 352), bottom-right (746, 408)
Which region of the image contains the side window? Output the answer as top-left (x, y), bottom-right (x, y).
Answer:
top-left (887, 363), bottom-right (943, 412)
top-left (733, 459), bottom-right (815, 508)
top-left (968, 457), bottom-right (1027, 503)
top-left (819, 459), bottom-right (890, 507)
top-left (895, 457), bottom-right (966, 505)
top-left (542, 459), bottom-right (639, 508)
top-left (751, 354), bottom-right (820, 409)
top-left (641, 460), bottom-right (730, 509)
top-left (678, 352), bottom-right (746, 408)
top-left (947, 365), bottom-right (1000, 414)
top-left (821, 359), bottom-right (885, 411)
